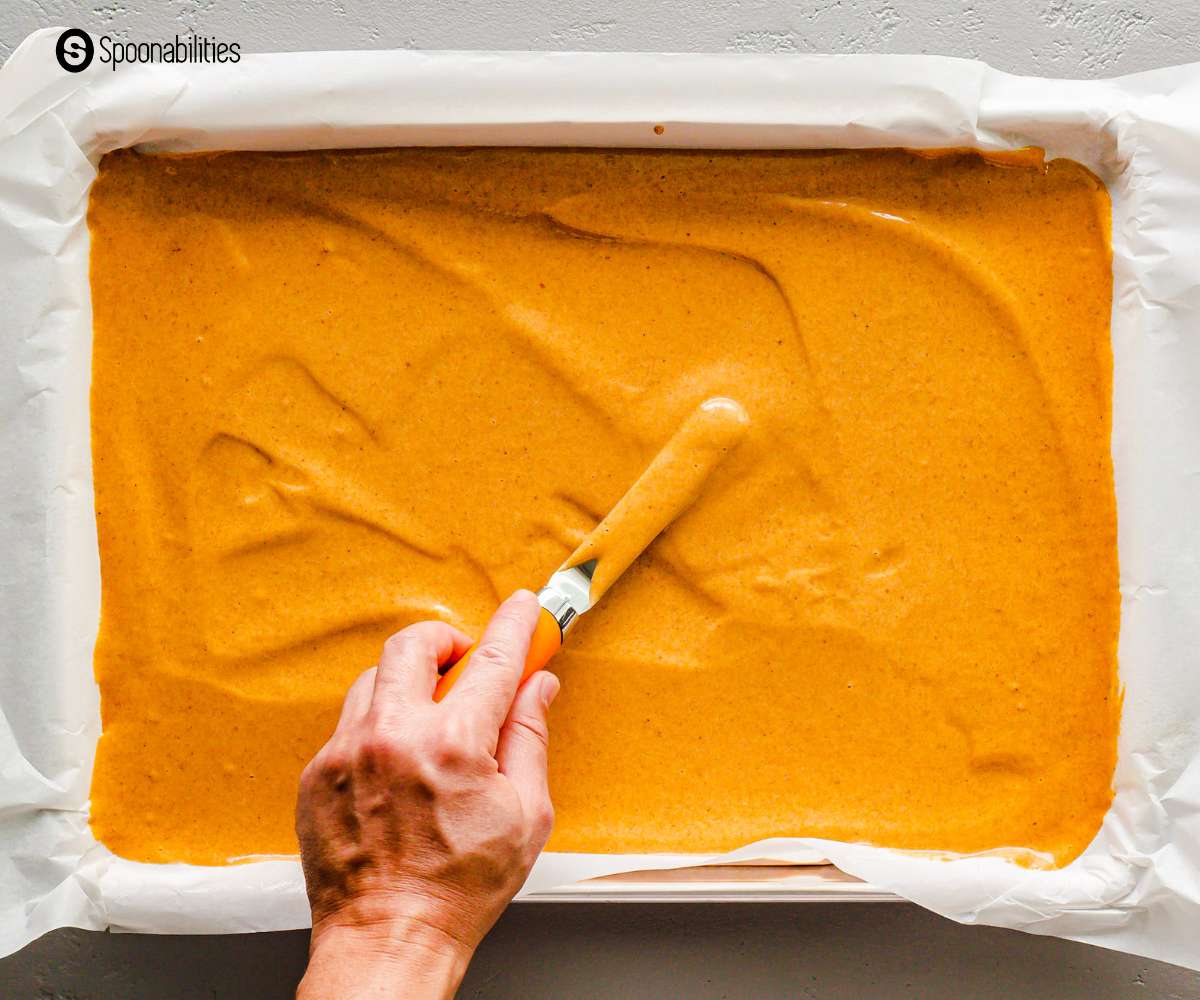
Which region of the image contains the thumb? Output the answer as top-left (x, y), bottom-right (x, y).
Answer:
top-left (496, 671), bottom-right (560, 844)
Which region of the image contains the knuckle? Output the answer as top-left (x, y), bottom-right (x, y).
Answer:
top-left (297, 759), bottom-right (318, 793)
top-left (317, 744), bottom-right (348, 774)
top-left (422, 722), bottom-right (479, 771)
top-left (382, 621), bottom-right (444, 661)
top-left (314, 744), bottom-right (348, 777)
top-left (410, 759), bottom-right (447, 800)
top-left (382, 630), bottom-right (414, 660)
top-left (356, 729), bottom-right (408, 770)
top-left (509, 713), bottom-right (550, 749)
top-left (532, 800), bottom-right (555, 840)
top-left (469, 640), bottom-right (511, 670)
top-left (301, 743), bottom-right (350, 791)
top-left (433, 738), bottom-right (471, 771)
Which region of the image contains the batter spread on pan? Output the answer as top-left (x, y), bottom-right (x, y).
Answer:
top-left (87, 147), bottom-right (1119, 867)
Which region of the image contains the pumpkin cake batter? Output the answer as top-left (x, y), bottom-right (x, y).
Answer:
top-left (87, 147), bottom-right (1119, 867)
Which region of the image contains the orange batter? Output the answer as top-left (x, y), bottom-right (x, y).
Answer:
top-left (87, 147), bottom-right (1119, 867)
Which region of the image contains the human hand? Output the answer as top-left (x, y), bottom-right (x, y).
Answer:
top-left (295, 591), bottom-right (559, 999)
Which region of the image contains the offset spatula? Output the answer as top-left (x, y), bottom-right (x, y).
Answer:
top-left (433, 397), bottom-right (748, 702)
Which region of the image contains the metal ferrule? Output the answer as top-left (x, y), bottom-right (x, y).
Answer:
top-left (536, 559), bottom-right (596, 636)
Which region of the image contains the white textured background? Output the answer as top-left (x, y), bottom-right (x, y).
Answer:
top-left (2, 2), bottom-right (1200, 998)
top-left (2, 0), bottom-right (1199, 73)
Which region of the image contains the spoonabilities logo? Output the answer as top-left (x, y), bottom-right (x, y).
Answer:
top-left (55, 28), bottom-right (94, 73)
top-left (52, 29), bottom-right (240, 71)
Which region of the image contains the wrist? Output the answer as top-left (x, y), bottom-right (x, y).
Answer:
top-left (300, 909), bottom-right (474, 1000)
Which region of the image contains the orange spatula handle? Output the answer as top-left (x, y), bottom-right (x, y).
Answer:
top-left (433, 606), bottom-right (562, 703)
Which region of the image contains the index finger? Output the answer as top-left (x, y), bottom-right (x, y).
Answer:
top-left (443, 590), bottom-right (540, 738)
top-left (373, 620), bottom-right (473, 714)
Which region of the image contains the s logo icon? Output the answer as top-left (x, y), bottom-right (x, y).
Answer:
top-left (56, 29), bottom-right (94, 73)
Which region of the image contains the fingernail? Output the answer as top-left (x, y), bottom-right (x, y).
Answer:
top-left (511, 588), bottom-right (537, 605)
top-left (541, 673), bottom-right (560, 708)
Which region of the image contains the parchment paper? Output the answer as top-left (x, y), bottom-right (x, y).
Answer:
top-left (1, 29), bottom-right (1198, 969)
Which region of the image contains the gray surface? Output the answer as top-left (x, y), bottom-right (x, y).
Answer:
top-left (4, 904), bottom-right (1200, 999)
top-left (3, 2), bottom-right (1200, 998)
